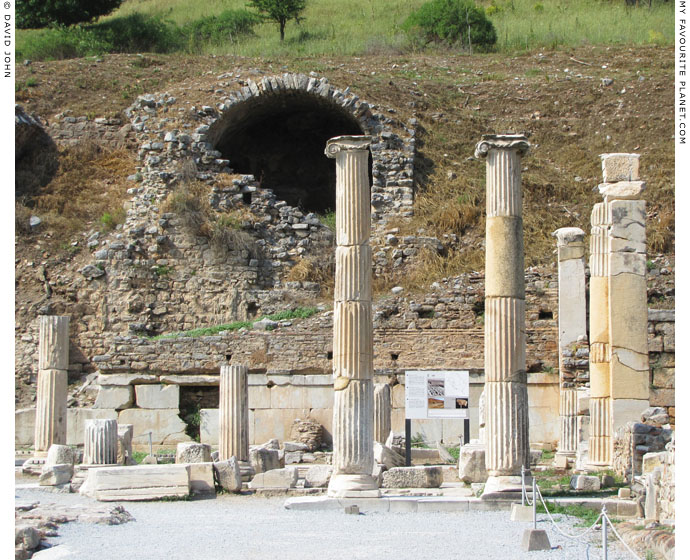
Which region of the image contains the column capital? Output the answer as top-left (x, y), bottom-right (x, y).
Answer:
top-left (474, 134), bottom-right (530, 158)
top-left (552, 227), bottom-right (585, 247)
top-left (325, 135), bottom-right (372, 158)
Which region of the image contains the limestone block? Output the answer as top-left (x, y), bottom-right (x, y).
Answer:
top-left (214, 457), bottom-right (242, 493)
top-left (80, 464), bottom-right (190, 501)
top-left (67, 409), bottom-right (118, 446)
top-left (577, 393), bottom-right (590, 415)
top-left (249, 446), bottom-right (281, 474)
top-left (38, 316), bottom-right (70, 370)
top-left (135, 384), bottom-right (179, 409)
top-left (117, 424), bottom-right (134, 465)
top-left (46, 445), bottom-right (74, 467)
top-left (303, 408), bottom-right (333, 445)
top-left (117, 408), bottom-right (191, 446)
top-left (600, 153), bottom-right (640, 182)
top-left (219, 365), bottom-right (248, 462)
top-left (39, 464), bottom-right (73, 486)
top-left (649, 388), bottom-right (674, 407)
top-left (598, 180), bottom-right (646, 201)
top-left (642, 452), bottom-right (666, 474)
top-left (410, 419), bottom-right (443, 445)
top-left (200, 409), bottom-right (219, 445)
top-left (185, 462), bottom-right (215, 494)
top-left (301, 374), bottom-right (333, 386)
top-left (381, 466), bottom-right (443, 488)
top-left (96, 374), bottom-right (158, 386)
top-left (610, 358), bottom-right (649, 400)
top-left (457, 443), bottom-right (488, 483)
top-left (94, 386), bottom-right (133, 410)
top-left (373, 441), bottom-right (405, 469)
top-left (609, 237), bottom-right (646, 254)
top-left (15, 408), bottom-right (35, 446)
top-left (570, 475), bottom-right (601, 491)
top-left (305, 386), bottom-right (333, 410)
top-left (248, 386), bottom-right (271, 409)
top-left (392, 383), bottom-right (405, 409)
top-left (34, 369), bottom-right (68, 452)
top-left (159, 375), bottom-right (218, 386)
top-left (644, 472), bottom-right (659, 521)
top-left (332, 301), bottom-right (374, 379)
top-left (304, 465), bottom-right (333, 488)
top-left (612, 400), bottom-right (650, 432)
top-left (485, 217), bottom-right (525, 298)
top-left (252, 408), bottom-right (309, 444)
top-left (610, 253), bottom-right (646, 277)
top-left (16, 525), bottom-right (41, 551)
top-left (557, 245), bottom-right (586, 261)
top-left (270, 385), bottom-right (306, 409)
top-left (176, 442), bottom-right (212, 464)
top-left (248, 467), bottom-right (298, 489)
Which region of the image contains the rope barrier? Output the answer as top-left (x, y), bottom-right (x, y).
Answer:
top-left (602, 511), bottom-right (643, 560)
top-left (535, 484), bottom-right (604, 540)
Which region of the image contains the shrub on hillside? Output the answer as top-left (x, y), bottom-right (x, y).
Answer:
top-left (183, 10), bottom-right (260, 51)
top-left (403, 0), bottom-right (497, 51)
top-left (17, 0), bottom-right (123, 29)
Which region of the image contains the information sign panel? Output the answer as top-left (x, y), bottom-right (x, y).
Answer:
top-left (405, 370), bottom-right (469, 419)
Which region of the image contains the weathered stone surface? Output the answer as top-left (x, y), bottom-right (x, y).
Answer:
top-left (15, 408), bottom-right (36, 446)
top-left (199, 408), bottom-right (219, 445)
top-left (117, 424), bottom-right (134, 465)
top-left (522, 529), bottom-right (551, 551)
top-left (219, 365), bottom-right (249, 462)
top-left (67, 409), bottom-right (118, 446)
top-left (38, 316), bottom-right (69, 371)
top-left (15, 525), bottom-right (41, 550)
top-left (598, 180), bottom-right (646, 201)
top-left (80, 464), bottom-right (190, 501)
top-left (135, 384), bottom-right (179, 409)
top-left (642, 452), bottom-right (666, 474)
top-left (600, 153), bottom-right (640, 183)
top-left (249, 446), bottom-right (281, 473)
top-left (288, 418), bottom-right (323, 451)
top-left (176, 442), bottom-right (212, 464)
top-left (457, 442), bottom-right (488, 483)
top-left (304, 465), bottom-right (333, 488)
top-left (381, 466), bottom-right (442, 488)
top-left (34, 369), bottom-right (68, 454)
top-left (46, 445), bottom-right (74, 467)
top-left (39, 464), bottom-right (73, 486)
top-left (373, 441), bottom-right (404, 469)
top-left (374, 383), bottom-right (392, 444)
top-left (214, 457), bottom-right (242, 492)
top-left (94, 386), bottom-right (134, 410)
top-left (185, 462), bottom-right (215, 494)
top-left (249, 467), bottom-right (298, 489)
top-left (284, 441), bottom-right (310, 452)
top-left (84, 419), bottom-right (118, 465)
top-left (117, 408), bottom-right (191, 446)
top-left (570, 474), bottom-right (601, 492)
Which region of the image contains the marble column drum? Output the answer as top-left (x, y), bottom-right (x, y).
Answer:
top-left (553, 228), bottom-right (587, 459)
top-left (373, 383), bottom-right (392, 444)
top-left (219, 365), bottom-right (249, 463)
top-left (475, 135), bottom-right (530, 493)
top-left (325, 135), bottom-right (379, 498)
top-left (34, 316), bottom-right (70, 456)
top-left (84, 419), bottom-right (118, 465)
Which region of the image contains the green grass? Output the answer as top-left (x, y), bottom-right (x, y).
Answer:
top-left (447, 446), bottom-right (460, 461)
top-left (151, 306), bottom-right (319, 339)
top-left (16, 0), bottom-right (673, 61)
top-left (537, 501), bottom-right (621, 527)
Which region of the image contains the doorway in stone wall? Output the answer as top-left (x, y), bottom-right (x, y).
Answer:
top-left (178, 385), bottom-right (220, 442)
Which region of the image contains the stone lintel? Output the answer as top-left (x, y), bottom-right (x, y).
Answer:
top-left (598, 180), bottom-right (646, 202)
top-left (475, 134), bottom-right (530, 158)
top-left (552, 227), bottom-right (585, 247)
top-left (600, 153), bottom-right (640, 183)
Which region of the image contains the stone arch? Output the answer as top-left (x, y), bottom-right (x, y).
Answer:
top-left (205, 74), bottom-right (377, 214)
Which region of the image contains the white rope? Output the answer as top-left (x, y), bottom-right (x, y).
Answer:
top-left (536, 484), bottom-right (604, 540)
top-left (602, 511), bottom-right (643, 560)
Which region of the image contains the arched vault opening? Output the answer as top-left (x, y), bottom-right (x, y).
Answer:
top-left (212, 91), bottom-right (369, 214)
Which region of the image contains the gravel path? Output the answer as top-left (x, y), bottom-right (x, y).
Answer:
top-left (16, 489), bottom-right (635, 560)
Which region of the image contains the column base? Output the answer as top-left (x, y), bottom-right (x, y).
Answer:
top-left (553, 451), bottom-right (575, 469)
top-left (481, 475), bottom-right (525, 501)
top-left (239, 461), bottom-right (255, 483)
top-left (327, 473), bottom-right (380, 498)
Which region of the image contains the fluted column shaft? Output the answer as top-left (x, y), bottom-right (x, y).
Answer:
top-left (34, 316), bottom-right (70, 456)
top-left (373, 383), bottom-right (392, 444)
top-left (219, 365), bottom-right (249, 462)
top-left (475, 135), bottom-right (530, 478)
top-left (326, 135), bottom-right (378, 497)
top-left (84, 419), bottom-right (118, 465)
top-left (553, 228), bottom-right (587, 457)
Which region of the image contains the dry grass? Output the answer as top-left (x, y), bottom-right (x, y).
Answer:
top-left (15, 141), bottom-right (134, 244)
top-left (285, 255), bottom-right (335, 295)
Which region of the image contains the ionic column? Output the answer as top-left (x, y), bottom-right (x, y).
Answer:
top-left (34, 316), bottom-right (70, 457)
top-left (326, 135), bottom-right (379, 498)
top-left (553, 228), bottom-right (587, 459)
top-left (600, 154), bottom-right (649, 433)
top-left (373, 383), bottom-right (392, 444)
top-left (219, 365), bottom-right (249, 463)
top-left (84, 419), bottom-right (118, 465)
top-left (475, 135), bottom-right (530, 494)
top-left (588, 202), bottom-right (612, 465)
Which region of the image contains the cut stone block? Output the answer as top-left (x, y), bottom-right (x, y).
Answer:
top-left (248, 467), bottom-right (298, 489)
top-left (570, 474), bottom-right (601, 491)
top-left (457, 442), bottom-right (488, 483)
top-left (214, 457), bottom-right (242, 493)
top-left (176, 442), bottom-right (212, 464)
top-left (381, 466), bottom-right (442, 488)
top-left (117, 424), bottom-right (134, 465)
top-left (642, 451), bottom-right (666, 474)
top-left (80, 464), bottom-right (190, 501)
top-left (39, 464), bottom-right (73, 486)
top-left (185, 462), bottom-right (215, 494)
top-left (373, 441), bottom-right (405, 469)
top-left (135, 384), bottom-right (179, 409)
top-left (94, 386), bottom-right (133, 410)
top-left (117, 408), bottom-right (191, 446)
top-left (15, 408), bottom-right (35, 446)
top-left (46, 444), bottom-right (74, 467)
top-left (67, 409), bottom-right (118, 446)
top-left (249, 446), bottom-right (281, 474)
top-left (600, 153), bottom-right (640, 183)
top-left (200, 408), bottom-right (219, 445)
top-left (598, 180), bottom-right (646, 201)
top-left (618, 488), bottom-right (631, 499)
top-left (304, 465), bottom-right (333, 488)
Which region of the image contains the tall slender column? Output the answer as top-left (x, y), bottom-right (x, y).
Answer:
top-left (326, 135), bottom-right (379, 498)
top-left (475, 135), bottom-right (530, 496)
top-left (373, 383), bottom-right (392, 444)
top-left (219, 365), bottom-right (249, 463)
top-left (553, 228), bottom-right (587, 460)
top-left (34, 316), bottom-right (70, 457)
top-left (84, 419), bottom-right (118, 465)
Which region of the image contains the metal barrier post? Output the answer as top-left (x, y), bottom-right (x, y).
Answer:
top-left (521, 465), bottom-right (526, 506)
top-left (601, 505), bottom-right (608, 560)
top-left (532, 476), bottom-right (537, 530)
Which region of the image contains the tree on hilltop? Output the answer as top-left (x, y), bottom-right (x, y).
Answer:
top-left (247, 0), bottom-right (306, 41)
top-left (17, 0), bottom-right (124, 29)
